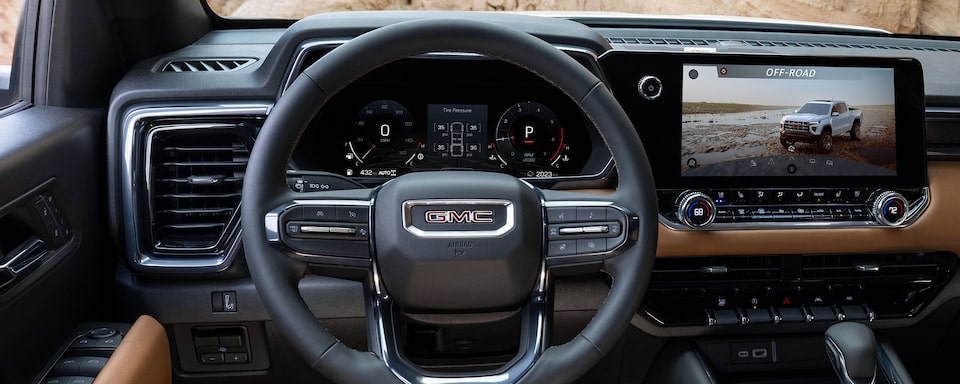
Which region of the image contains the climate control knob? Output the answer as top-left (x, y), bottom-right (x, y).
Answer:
top-left (677, 191), bottom-right (716, 229)
top-left (872, 191), bottom-right (908, 226)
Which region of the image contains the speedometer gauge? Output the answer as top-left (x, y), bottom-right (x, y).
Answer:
top-left (345, 100), bottom-right (424, 177)
top-left (494, 101), bottom-right (572, 177)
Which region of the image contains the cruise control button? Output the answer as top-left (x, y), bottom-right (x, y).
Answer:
top-left (302, 206), bottom-right (336, 221)
top-left (337, 206), bottom-right (369, 223)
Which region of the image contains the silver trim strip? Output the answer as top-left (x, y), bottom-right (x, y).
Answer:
top-left (401, 199), bottom-right (515, 239)
top-left (370, 260), bottom-right (548, 384)
top-left (0, 238), bottom-right (47, 290)
top-left (120, 104), bottom-right (271, 270)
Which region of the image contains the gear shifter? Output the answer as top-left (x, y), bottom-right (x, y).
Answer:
top-left (825, 322), bottom-right (877, 384)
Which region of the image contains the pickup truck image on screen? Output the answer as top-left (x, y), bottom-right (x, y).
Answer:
top-left (680, 64), bottom-right (896, 177)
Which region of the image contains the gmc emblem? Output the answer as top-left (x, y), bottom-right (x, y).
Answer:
top-left (424, 210), bottom-right (495, 224)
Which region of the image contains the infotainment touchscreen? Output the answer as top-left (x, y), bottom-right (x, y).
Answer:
top-left (680, 64), bottom-right (896, 177)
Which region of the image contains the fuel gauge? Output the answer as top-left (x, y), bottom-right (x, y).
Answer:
top-left (345, 100), bottom-right (424, 177)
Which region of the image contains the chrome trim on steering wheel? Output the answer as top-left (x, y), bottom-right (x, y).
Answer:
top-left (369, 261), bottom-right (549, 384)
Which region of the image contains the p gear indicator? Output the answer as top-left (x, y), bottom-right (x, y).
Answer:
top-left (494, 101), bottom-right (571, 177)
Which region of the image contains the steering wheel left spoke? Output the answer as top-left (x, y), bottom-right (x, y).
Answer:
top-left (264, 188), bottom-right (376, 267)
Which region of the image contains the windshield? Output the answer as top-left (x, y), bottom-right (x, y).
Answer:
top-left (206, 1), bottom-right (958, 37)
top-left (797, 103), bottom-right (831, 115)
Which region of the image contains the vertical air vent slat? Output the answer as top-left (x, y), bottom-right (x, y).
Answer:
top-left (147, 125), bottom-right (251, 252)
top-left (160, 59), bottom-right (256, 73)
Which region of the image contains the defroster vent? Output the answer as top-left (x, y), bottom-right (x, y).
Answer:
top-left (161, 59), bottom-right (256, 72)
top-left (146, 125), bottom-right (253, 252)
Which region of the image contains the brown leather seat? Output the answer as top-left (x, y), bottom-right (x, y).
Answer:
top-left (94, 315), bottom-right (172, 384)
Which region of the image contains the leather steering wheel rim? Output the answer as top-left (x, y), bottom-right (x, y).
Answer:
top-left (241, 17), bottom-right (658, 384)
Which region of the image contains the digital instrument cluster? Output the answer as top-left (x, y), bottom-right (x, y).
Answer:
top-left (291, 57), bottom-right (599, 183)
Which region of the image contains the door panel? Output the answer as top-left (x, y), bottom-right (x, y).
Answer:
top-left (0, 106), bottom-right (111, 384)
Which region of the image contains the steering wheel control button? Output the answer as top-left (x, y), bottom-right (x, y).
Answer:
top-left (548, 240), bottom-right (577, 256)
top-left (576, 239), bottom-right (605, 254)
top-left (677, 191), bottom-right (716, 229)
top-left (547, 207), bottom-right (577, 223)
top-left (576, 207), bottom-right (606, 221)
top-left (302, 206), bottom-right (336, 221)
top-left (637, 75), bottom-right (663, 100)
top-left (873, 191), bottom-right (908, 226)
top-left (336, 206), bottom-right (369, 223)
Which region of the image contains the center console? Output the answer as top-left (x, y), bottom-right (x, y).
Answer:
top-left (601, 52), bottom-right (928, 230)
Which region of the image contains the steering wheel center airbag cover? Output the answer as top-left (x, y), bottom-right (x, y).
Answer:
top-left (375, 171), bottom-right (542, 312)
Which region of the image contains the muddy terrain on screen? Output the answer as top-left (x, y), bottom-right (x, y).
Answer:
top-left (680, 104), bottom-right (896, 176)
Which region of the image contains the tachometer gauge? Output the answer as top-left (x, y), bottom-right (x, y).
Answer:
top-left (345, 100), bottom-right (424, 177)
top-left (494, 101), bottom-right (571, 177)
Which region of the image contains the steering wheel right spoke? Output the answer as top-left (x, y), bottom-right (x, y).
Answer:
top-left (265, 188), bottom-right (376, 268)
top-left (540, 190), bottom-right (639, 269)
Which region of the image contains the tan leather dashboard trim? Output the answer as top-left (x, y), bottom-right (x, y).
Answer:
top-left (657, 161), bottom-right (960, 257)
top-left (95, 315), bottom-right (172, 384)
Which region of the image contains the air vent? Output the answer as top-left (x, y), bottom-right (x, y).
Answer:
top-left (606, 37), bottom-right (960, 53)
top-left (800, 252), bottom-right (950, 281)
top-left (161, 59), bottom-right (256, 72)
top-left (146, 125), bottom-right (252, 252)
top-left (651, 255), bottom-right (781, 285)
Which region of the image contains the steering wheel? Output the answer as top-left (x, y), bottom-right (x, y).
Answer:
top-left (242, 18), bottom-right (657, 384)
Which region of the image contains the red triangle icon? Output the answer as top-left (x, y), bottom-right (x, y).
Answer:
top-left (782, 297), bottom-right (792, 305)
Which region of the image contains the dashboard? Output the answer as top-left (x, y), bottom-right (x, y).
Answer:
top-left (98, 10), bottom-right (960, 384)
